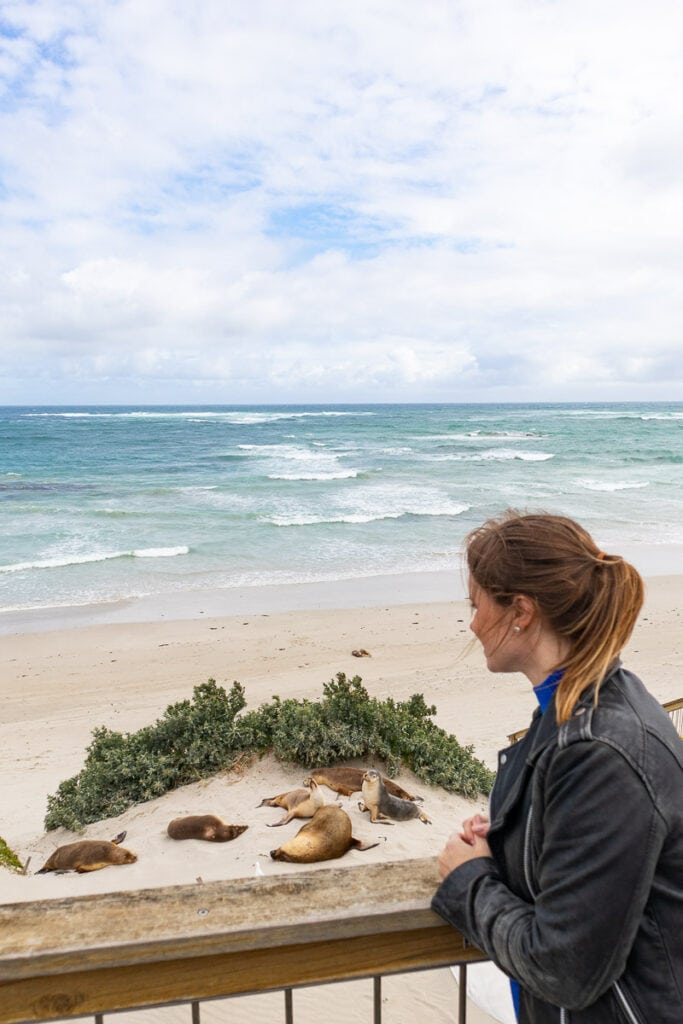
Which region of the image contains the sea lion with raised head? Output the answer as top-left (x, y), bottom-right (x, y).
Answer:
top-left (303, 766), bottom-right (422, 801)
top-left (359, 769), bottom-right (431, 824)
top-left (258, 779), bottom-right (324, 826)
top-left (270, 805), bottom-right (379, 863)
top-left (167, 815), bottom-right (248, 842)
top-left (36, 833), bottom-right (137, 874)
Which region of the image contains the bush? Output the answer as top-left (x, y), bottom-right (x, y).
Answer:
top-left (44, 674), bottom-right (495, 831)
top-left (0, 836), bottom-right (25, 874)
top-left (44, 679), bottom-right (249, 832)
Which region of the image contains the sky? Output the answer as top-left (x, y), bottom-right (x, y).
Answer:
top-left (1, 0), bottom-right (683, 405)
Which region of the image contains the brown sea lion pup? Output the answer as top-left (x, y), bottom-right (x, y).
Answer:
top-left (167, 815), bottom-right (248, 842)
top-left (303, 766), bottom-right (422, 801)
top-left (258, 779), bottom-right (324, 827)
top-left (359, 769), bottom-right (431, 825)
top-left (36, 834), bottom-right (138, 874)
top-left (270, 805), bottom-right (379, 863)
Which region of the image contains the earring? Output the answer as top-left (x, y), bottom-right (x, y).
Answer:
top-left (513, 625), bottom-right (521, 633)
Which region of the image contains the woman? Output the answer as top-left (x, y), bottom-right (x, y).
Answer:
top-left (432, 511), bottom-right (683, 1024)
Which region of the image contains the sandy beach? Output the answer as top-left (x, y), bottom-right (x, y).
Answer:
top-left (1, 573), bottom-right (681, 1022)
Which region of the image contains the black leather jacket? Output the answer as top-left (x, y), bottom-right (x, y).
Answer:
top-left (432, 666), bottom-right (683, 1023)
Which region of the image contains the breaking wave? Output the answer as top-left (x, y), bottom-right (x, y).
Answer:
top-left (0, 546), bottom-right (189, 573)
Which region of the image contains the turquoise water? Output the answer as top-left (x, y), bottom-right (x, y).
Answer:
top-left (1, 403), bottom-right (682, 613)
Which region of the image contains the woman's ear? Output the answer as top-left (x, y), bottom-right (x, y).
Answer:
top-left (511, 594), bottom-right (537, 630)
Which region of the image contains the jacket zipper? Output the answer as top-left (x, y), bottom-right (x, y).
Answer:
top-left (614, 980), bottom-right (642, 1024)
top-left (523, 804), bottom-right (535, 897)
top-left (525, 804), bottom-right (570, 1024)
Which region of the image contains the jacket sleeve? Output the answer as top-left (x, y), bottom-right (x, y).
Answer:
top-left (431, 740), bottom-right (666, 1010)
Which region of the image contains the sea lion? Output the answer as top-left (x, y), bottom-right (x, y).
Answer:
top-left (36, 833), bottom-right (137, 874)
top-left (303, 766), bottom-right (422, 801)
top-left (359, 769), bottom-right (431, 825)
top-left (270, 805), bottom-right (379, 863)
top-left (258, 779), bottom-right (324, 827)
top-left (167, 815), bottom-right (248, 842)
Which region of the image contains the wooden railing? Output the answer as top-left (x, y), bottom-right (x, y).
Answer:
top-left (664, 696), bottom-right (683, 736)
top-left (0, 857), bottom-right (486, 1024)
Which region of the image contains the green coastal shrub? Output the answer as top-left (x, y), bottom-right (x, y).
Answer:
top-left (44, 674), bottom-right (495, 831)
top-left (0, 836), bottom-right (25, 873)
top-left (44, 679), bottom-right (249, 832)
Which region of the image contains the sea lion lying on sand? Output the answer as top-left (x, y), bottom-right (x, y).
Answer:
top-left (359, 769), bottom-right (431, 824)
top-left (270, 805), bottom-right (379, 863)
top-left (36, 832), bottom-right (137, 874)
top-left (258, 779), bottom-right (324, 826)
top-left (167, 816), bottom-right (248, 842)
top-left (303, 766), bottom-right (422, 801)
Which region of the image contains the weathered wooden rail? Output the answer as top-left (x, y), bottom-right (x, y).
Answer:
top-left (0, 857), bottom-right (486, 1024)
top-left (664, 696), bottom-right (683, 736)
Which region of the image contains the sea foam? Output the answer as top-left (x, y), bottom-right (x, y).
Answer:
top-left (0, 547), bottom-right (189, 573)
top-left (3, 402), bottom-right (682, 612)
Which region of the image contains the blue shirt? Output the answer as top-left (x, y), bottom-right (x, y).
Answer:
top-left (534, 669), bottom-right (564, 713)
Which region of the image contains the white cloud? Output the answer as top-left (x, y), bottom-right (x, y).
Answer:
top-left (0, 0), bottom-right (682, 402)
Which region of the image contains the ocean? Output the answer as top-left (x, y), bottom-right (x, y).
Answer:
top-left (1, 403), bottom-right (682, 623)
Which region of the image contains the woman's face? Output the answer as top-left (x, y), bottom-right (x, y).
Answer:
top-left (468, 579), bottom-right (570, 686)
top-left (469, 584), bottom-right (520, 673)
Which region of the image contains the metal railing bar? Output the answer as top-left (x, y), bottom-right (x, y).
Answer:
top-left (182, 969), bottom-right (463, 1024)
top-left (458, 964), bottom-right (467, 1024)
top-left (373, 975), bottom-right (382, 1024)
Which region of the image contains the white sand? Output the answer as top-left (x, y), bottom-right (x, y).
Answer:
top-left (1, 576), bottom-right (681, 1022)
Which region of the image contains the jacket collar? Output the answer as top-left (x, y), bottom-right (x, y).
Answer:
top-left (488, 707), bottom-right (546, 828)
top-left (490, 661), bottom-right (624, 827)
top-left (527, 658), bottom-right (623, 764)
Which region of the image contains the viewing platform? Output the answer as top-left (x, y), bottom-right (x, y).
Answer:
top-left (0, 857), bottom-right (486, 1024)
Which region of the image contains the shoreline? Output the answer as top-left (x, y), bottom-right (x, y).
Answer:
top-left (0, 569), bottom-right (466, 636)
top-left (2, 539), bottom-right (683, 636)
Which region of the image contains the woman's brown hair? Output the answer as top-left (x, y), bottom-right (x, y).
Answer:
top-left (466, 511), bottom-right (644, 722)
